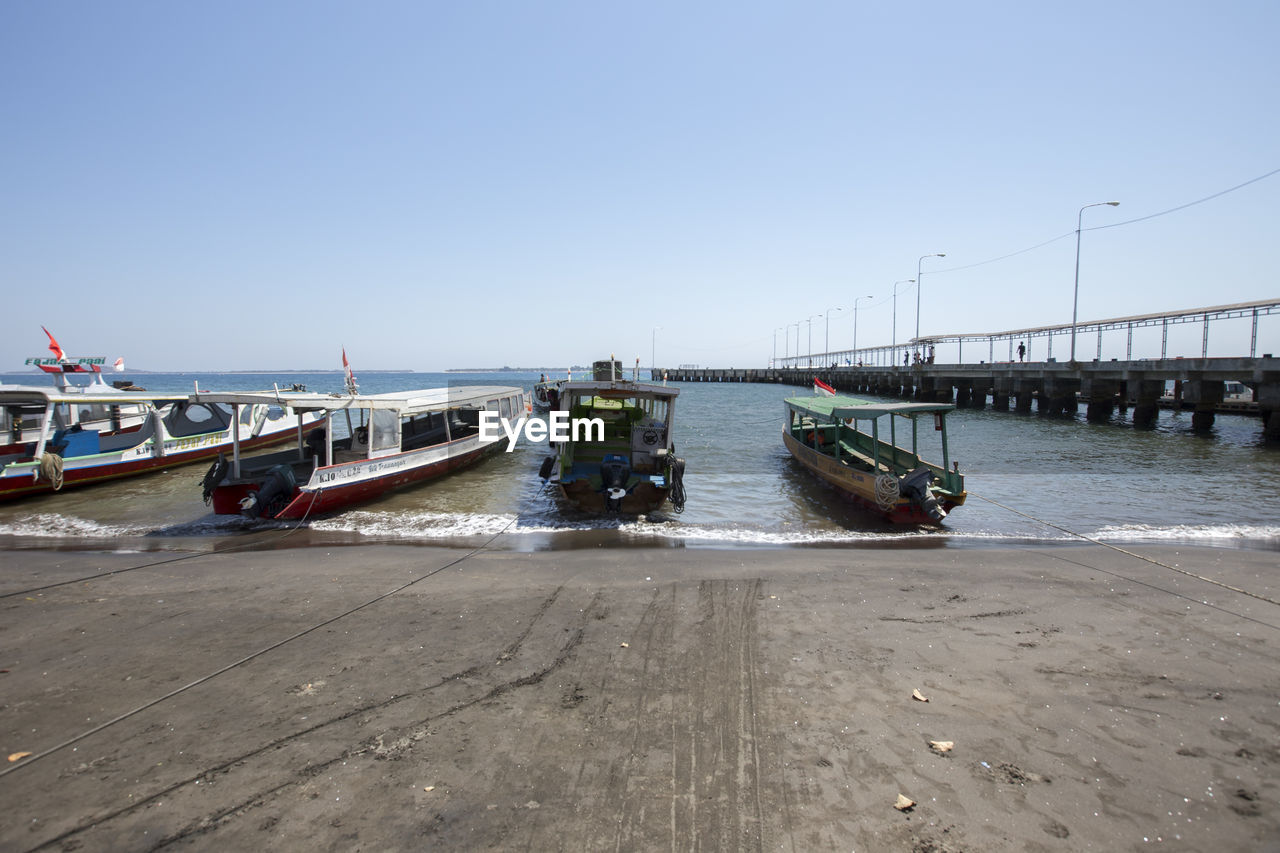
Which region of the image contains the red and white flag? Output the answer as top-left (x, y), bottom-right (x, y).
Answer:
top-left (342, 347), bottom-right (358, 394)
top-left (42, 326), bottom-right (65, 361)
top-left (814, 377), bottom-right (836, 397)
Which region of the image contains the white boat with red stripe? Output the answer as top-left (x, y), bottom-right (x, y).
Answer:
top-left (196, 384), bottom-right (526, 520)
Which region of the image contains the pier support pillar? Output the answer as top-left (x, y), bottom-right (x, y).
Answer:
top-left (992, 377), bottom-right (1012, 412)
top-left (1082, 379), bottom-right (1119, 423)
top-left (1256, 382), bottom-right (1280, 440)
top-left (969, 383), bottom-right (988, 409)
top-left (1182, 379), bottom-right (1224, 431)
top-left (1013, 380), bottom-right (1038, 414)
top-left (1128, 380), bottom-right (1164, 429)
top-left (954, 381), bottom-right (972, 408)
top-left (1042, 378), bottom-right (1081, 417)
top-left (1262, 410), bottom-right (1280, 440)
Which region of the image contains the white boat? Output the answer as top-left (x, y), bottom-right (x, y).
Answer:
top-left (197, 385), bottom-right (526, 519)
top-left (0, 383), bottom-right (322, 500)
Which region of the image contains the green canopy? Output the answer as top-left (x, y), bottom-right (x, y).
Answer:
top-left (784, 394), bottom-right (955, 421)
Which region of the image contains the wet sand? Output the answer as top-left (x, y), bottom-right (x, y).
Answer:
top-left (1, 542), bottom-right (1277, 851)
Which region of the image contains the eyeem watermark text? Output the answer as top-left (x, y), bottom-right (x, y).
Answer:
top-left (479, 411), bottom-right (605, 451)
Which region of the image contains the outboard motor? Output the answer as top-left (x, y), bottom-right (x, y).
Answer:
top-left (239, 464), bottom-right (297, 519)
top-left (600, 453), bottom-right (631, 512)
top-left (899, 467), bottom-right (946, 523)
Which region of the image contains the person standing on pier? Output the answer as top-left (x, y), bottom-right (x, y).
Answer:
top-left (1018, 341), bottom-right (1026, 362)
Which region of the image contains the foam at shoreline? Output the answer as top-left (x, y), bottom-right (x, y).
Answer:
top-left (2, 509), bottom-right (1277, 550)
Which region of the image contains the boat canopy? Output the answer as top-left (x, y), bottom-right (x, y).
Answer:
top-left (191, 385), bottom-right (523, 414)
top-left (558, 380), bottom-right (679, 400)
top-left (0, 387), bottom-right (188, 407)
top-left (784, 394), bottom-right (955, 422)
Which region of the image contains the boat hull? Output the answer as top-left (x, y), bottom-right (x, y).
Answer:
top-left (0, 424), bottom-right (314, 501)
top-left (556, 478), bottom-right (671, 514)
top-left (783, 431), bottom-right (964, 524)
top-left (211, 434), bottom-right (504, 519)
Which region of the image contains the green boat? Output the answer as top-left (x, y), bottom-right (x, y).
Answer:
top-left (783, 392), bottom-right (966, 524)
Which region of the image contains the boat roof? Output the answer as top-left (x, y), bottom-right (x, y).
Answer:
top-left (0, 385), bottom-right (188, 406)
top-left (784, 394), bottom-right (955, 420)
top-left (559, 380), bottom-right (679, 399)
top-left (191, 385), bottom-right (524, 413)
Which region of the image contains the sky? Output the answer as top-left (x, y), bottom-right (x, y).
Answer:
top-left (2, 1), bottom-right (1277, 371)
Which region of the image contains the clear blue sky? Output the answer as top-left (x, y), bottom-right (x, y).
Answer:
top-left (3, 1), bottom-right (1276, 371)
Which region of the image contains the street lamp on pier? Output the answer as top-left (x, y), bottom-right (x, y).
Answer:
top-left (852, 294), bottom-right (873, 362)
top-left (823, 306), bottom-right (842, 365)
top-left (1070, 201), bottom-right (1120, 362)
top-left (915, 253), bottom-right (946, 342)
top-left (807, 315), bottom-right (818, 367)
top-left (651, 326), bottom-right (661, 371)
top-left (892, 279), bottom-right (914, 358)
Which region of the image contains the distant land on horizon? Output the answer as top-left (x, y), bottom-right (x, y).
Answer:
top-left (2, 368), bottom-right (413, 375)
top-left (445, 366), bottom-right (584, 373)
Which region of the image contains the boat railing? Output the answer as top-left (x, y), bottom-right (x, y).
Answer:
top-left (793, 414), bottom-right (961, 494)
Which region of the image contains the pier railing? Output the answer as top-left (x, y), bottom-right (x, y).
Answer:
top-left (774, 299), bottom-right (1279, 370)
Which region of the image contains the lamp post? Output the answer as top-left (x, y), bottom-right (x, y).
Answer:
top-left (791, 321), bottom-right (801, 364)
top-left (1070, 201), bottom-right (1120, 362)
top-left (823, 306), bottom-right (842, 365)
top-left (852, 294), bottom-right (873, 362)
top-left (892, 279), bottom-right (914, 360)
top-left (773, 327), bottom-right (782, 367)
top-left (651, 326), bottom-right (661, 371)
top-left (915, 253), bottom-right (946, 342)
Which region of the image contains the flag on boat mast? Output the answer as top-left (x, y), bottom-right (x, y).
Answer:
top-left (814, 377), bottom-right (836, 397)
top-left (342, 347), bottom-right (359, 395)
top-left (113, 358), bottom-right (125, 372)
top-left (42, 326), bottom-right (65, 362)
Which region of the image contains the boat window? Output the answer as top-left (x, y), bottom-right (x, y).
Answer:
top-left (264, 405), bottom-right (287, 422)
top-left (164, 402), bottom-right (232, 437)
top-left (499, 397), bottom-right (512, 420)
top-left (370, 409), bottom-right (400, 453)
top-left (238, 406), bottom-right (255, 426)
top-left (449, 406), bottom-right (481, 439)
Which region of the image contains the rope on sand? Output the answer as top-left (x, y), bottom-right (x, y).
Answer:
top-left (0, 512), bottom-right (518, 778)
top-left (0, 488), bottom-right (323, 601)
top-left (970, 491), bottom-right (1280, 610)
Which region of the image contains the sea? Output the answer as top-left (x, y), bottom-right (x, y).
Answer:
top-left (2, 370), bottom-right (1278, 553)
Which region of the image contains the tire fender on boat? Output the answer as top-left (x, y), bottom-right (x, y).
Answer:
top-left (202, 454), bottom-right (229, 504)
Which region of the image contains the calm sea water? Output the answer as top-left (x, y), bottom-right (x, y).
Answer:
top-left (2, 370), bottom-right (1277, 552)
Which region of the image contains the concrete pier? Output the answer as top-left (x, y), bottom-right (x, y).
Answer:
top-left (657, 357), bottom-right (1280, 438)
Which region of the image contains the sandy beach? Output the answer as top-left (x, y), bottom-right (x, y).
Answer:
top-left (0, 541), bottom-right (1276, 852)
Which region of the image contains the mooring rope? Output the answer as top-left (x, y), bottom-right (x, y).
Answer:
top-left (970, 491), bottom-right (1280, 609)
top-left (1, 487), bottom-right (323, 600)
top-left (0, 512), bottom-right (519, 777)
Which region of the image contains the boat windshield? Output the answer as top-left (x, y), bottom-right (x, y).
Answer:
top-left (371, 409), bottom-right (400, 454)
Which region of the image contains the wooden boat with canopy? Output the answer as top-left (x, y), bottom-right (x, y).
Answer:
top-left (783, 392), bottom-right (966, 524)
top-left (197, 385), bottom-right (525, 520)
